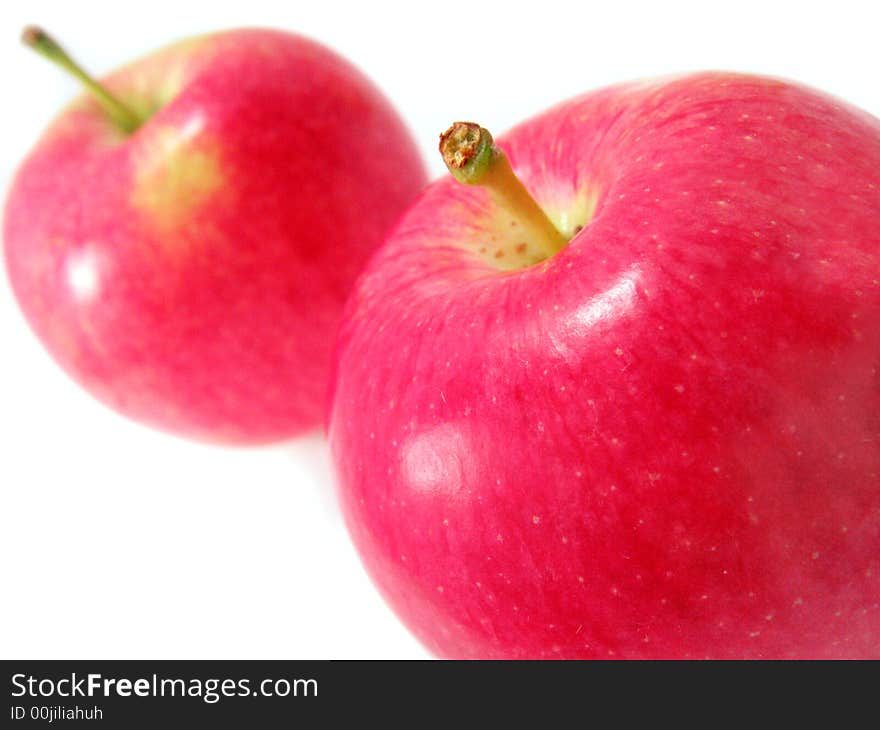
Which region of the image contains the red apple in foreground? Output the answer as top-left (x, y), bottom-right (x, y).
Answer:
top-left (4, 28), bottom-right (425, 443)
top-left (329, 73), bottom-right (880, 658)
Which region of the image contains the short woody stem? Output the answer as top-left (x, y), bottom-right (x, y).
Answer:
top-left (439, 122), bottom-right (567, 258)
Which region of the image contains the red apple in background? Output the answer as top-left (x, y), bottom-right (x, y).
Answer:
top-left (329, 73), bottom-right (880, 658)
top-left (4, 27), bottom-right (425, 443)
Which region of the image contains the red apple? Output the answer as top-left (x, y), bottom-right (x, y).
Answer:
top-left (329, 73), bottom-right (880, 658)
top-left (4, 27), bottom-right (425, 443)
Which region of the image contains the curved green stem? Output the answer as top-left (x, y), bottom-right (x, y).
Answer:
top-left (22, 26), bottom-right (142, 134)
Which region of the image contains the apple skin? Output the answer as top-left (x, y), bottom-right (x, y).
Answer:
top-left (4, 29), bottom-right (426, 443)
top-left (329, 73), bottom-right (880, 658)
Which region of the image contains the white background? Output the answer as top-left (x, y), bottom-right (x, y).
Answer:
top-left (1, 0), bottom-right (878, 659)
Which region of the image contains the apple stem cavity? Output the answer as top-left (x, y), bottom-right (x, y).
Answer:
top-left (439, 122), bottom-right (568, 260)
top-left (22, 26), bottom-right (142, 134)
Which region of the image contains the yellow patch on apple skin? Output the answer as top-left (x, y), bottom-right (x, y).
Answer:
top-left (468, 186), bottom-right (599, 272)
top-left (477, 212), bottom-right (550, 272)
top-left (131, 125), bottom-right (225, 236)
top-left (543, 187), bottom-right (599, 240)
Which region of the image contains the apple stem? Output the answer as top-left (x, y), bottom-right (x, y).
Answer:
top-left (22, 26), bottom-right (142, 134)
top-left (439, 122), bottom-right (568, 258)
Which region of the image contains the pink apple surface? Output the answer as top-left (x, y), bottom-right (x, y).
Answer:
top-left (329, 73), bottom-right (880, 658)
top-left (4, 28), bottom-right (425, 443)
